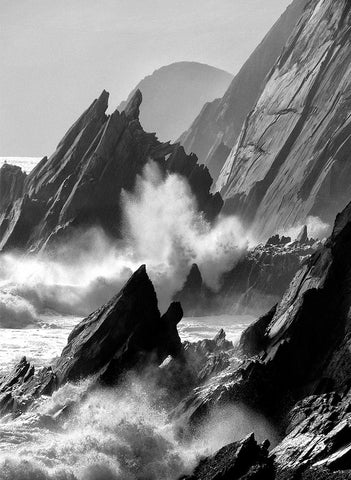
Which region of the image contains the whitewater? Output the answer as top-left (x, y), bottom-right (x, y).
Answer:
top-left (0, 159), bottom-right (271, 479)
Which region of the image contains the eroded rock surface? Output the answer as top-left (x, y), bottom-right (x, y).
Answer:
top-left (0, 90), bottom-right (221, 252)
top-left (0, 266), bottom-right (183, 416)
top-left (179, 0), bottom-right (307, 182)
top-left (218, 0), bottom-right (351, 240)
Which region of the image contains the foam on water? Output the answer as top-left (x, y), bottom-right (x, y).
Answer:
top-left (0, 313), bottom-right (254, 374)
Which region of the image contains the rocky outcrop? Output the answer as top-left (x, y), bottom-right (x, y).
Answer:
top-left (179, 0), bottom-right (307, 181)
top-left (218, 0), bottom-right (351, 240)
top-left (0, 266), bottom-right (183, 416)
top-left (177, 194), bottom-right (351, 478)
top-left (0, 90), bottom-right (222, 252)
top-left (0, 163), bottom-right (26, 212)
top-left (175, 233), bottom-right (317, 317)
top-left (180, 434), bottom-right (273, 480)
top-left (119, 61), bottom-right (233, 143)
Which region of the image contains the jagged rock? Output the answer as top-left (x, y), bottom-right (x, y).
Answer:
top-left (218, 1), bottom-right (351, 240)
top-left (175, 239), bottom-right (317, 317)
top-left (218, 240), bottom-right (315, 315)
top-left (180, 433), bottom-right (274, 480)
top-left (266, 235), bottom-right (291, 247)
top-left (0, 91), bottom-right (222, 252)
top-left (0, 266), bottom-right (184, 415)
top-left (176, 191), bottom-right (351, 433)
top-left (239, 305), bottom-right (277, 357)
top-left (174, 264), bottom-right (215, 315)
top-left (179, 0), bottom-right (307, 182)
top-left (296, 225), bottom-right (309, 244)
top-left (54, 265), bottom-right (174, 384)
top-left (0, 163), bottom-right (26, 212)
top-left (166, 146), bottom-right (223, 222)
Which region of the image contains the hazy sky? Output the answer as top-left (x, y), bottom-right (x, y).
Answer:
top-left (1, 0), bottom-right (291, 156)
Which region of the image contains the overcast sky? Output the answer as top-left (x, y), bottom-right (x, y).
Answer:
top-left (1, 0), bottom-right (292, 156)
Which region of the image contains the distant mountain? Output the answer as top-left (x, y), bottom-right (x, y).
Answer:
top-left (179, 0), bottom-right (307, 182)
top-left (118, 62), bottom-right (233, 143)
top-left (218, 0), bottom-right (351, 240)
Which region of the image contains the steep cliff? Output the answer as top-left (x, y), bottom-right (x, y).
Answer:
top-left (0, 90), bottom-right (222, 252)
top-left (119, 62), bottom-right (233, 143)
top-left (218, 0), bottom-right (351, 240)
top-left (179, 0), bottom-right (307, 181)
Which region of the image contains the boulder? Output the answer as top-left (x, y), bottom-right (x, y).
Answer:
top-left (180, 433), bottom-right (273, 480)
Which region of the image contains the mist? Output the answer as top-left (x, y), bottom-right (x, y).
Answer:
top-left (0, 162), bottom-right (250, 325)
top-left (0, 370), bottom-right (278, 480)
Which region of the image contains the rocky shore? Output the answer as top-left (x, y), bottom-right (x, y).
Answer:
top-left (0, 194), bottom-right (350, 478)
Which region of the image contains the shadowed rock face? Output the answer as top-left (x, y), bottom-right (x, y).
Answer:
top-left (174, 234), bottom-right (317, 317)
top-left (179, 0), bottom-right (307, 182)
top-left (0, 266), bottom-right (183, 416)
top-left (0, 164), bottom-right (26, 212)
top-left (218, 0), bottom-right (351, 240)
top-left (0, 90), bottom-right (222, 252)
top-left (177, 196), bottom-right (351, 478)
top-left (180, 434), bottom-right (273, 480)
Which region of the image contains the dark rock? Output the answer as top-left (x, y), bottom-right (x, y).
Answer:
top-left (166, 145), bottom-right (223, 222)
top-left (0, 163), bottom-right (26, 212)
top-left (239, 305), bottom-right (277, 357)
top-left (0, 91), bottom-right (222, 252)
top-left (296, 225), bottom-right (309, 244)
top-left (218, 240), bottom-right (315, 316)
top-left (174, 264), bottom-right (215, 315)
top-left (0, 266), bottom-right (184, 415)
top-left (179, 0), bottom-right (307, 183)
top-left (180, 433), bottom-right (274, 480)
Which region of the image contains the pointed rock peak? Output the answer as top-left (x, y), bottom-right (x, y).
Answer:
top-left (162, 302), bottom-right (183, 325)
top-left (214, 328), bottom-right (226, 343)
top-left (296, 225), bottom-right (308, 244)
top-left (123, 89), bottom-right (142, 120)
top-left (120, 264), bottom-right (152, 295)
top-left (93, 89), bottom-right (109, 115)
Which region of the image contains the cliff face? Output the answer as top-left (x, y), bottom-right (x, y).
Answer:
top-left (179, 0), bottom-right (307, 181)
top-left (0, 91), bottom-right (222, 252)
top-left (218, 0), bottom-right (351, 241)
top-left (118, 62), bottom-right (233, 143)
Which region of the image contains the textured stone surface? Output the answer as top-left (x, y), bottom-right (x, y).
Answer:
top-left (179, 0), bottom-right (306, 181)
top-left (218, 0), bottom-right (351, 240)
top-left (0, 266), bottom-right (183, 416)
top-left (180, 434), bottom-right (273, 480)
top-left (0, 90), bottom-right (222, 252)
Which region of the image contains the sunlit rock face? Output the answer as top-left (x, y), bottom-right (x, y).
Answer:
top-left (179, 0), bottom-right (307, 182)
top-left (218, 0), bottom-right (351, 241)
top-left (0, 90), bottom-right (222, 252)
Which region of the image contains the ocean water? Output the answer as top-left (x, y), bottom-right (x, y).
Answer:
top-left (0, 313), bottom-right (254, 374)
top-left (0, 313), bottom-right (274, 480)
top-left (0, 157), bottom-right (41, 173)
